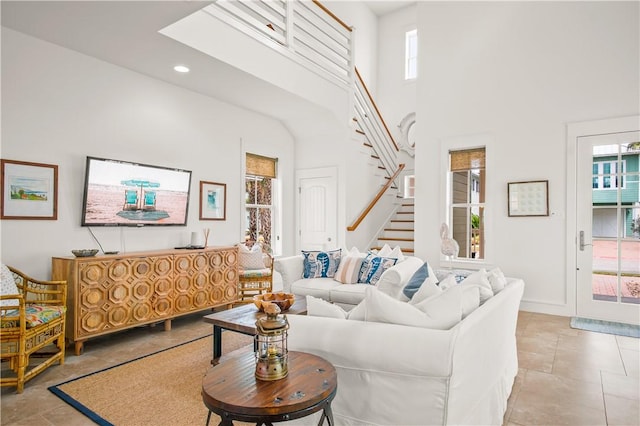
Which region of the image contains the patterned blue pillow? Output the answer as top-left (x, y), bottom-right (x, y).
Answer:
top-left (302, 249), bottom-right (342, 278)
top-left (358, 254), bottom-right (397, 285)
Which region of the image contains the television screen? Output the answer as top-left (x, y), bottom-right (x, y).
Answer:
top-left (81, 156), bottom-right (192, 227)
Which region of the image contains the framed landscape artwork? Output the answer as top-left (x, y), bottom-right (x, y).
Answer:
top-left (200, 181), bottom-right (226, 220)
top-left (508, 180), bottom-right (549, 217)
top-left (1, 159), bottom-right (58, 220)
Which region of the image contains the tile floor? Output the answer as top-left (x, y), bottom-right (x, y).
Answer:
top-left (1, 311), bottom-right (638, 425)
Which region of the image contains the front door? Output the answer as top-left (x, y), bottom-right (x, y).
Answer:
top-left (296, 167), bottom-right (337, 252)
top-left (576, 130), bottom-right (640, 324)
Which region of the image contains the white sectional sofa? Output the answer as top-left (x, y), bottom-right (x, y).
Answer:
top-left (285, 277), bottom-right (525, 425)
top-left (275, 254), bottom-right (424, 309)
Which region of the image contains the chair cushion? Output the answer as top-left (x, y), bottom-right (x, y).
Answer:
top-left (239, 268), bottom-right (271, 278)
top-left (238, 244), bottom-right (266, 270)
top-left (3, 304), bottom-right (65, 328)
top-left (0, 264), bottom-right (20, 311)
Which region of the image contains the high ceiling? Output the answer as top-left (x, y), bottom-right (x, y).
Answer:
top-left (1, 1), bottom-right (413, 123)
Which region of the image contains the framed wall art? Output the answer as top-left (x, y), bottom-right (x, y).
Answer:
top-left (508, 180), bottom-right (549, 217)
top-left (1, 159), bottom-right (58, 220)
top-left (200, 181), bottom-right (226, 220)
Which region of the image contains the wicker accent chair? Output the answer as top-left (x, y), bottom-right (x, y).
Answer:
top-left (0, 265), bottom-right (67, 393)
top-left (238, 253), bottom-right (274, 303)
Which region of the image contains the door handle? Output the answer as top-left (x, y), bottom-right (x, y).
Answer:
top-left (579, 231), bottom-right (592, 251)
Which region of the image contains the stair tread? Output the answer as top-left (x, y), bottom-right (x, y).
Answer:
top-left (390, 219), bottom-right (414, 222)
top-left (384, 228), bottom-right (414, 232)
top-left (378, 237), bottom-right (414, 242)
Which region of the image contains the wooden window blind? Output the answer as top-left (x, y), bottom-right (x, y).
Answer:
top-left (450, 148), bottom-right (485, 171)
top-left (246, 153), bottom-right (277, 179)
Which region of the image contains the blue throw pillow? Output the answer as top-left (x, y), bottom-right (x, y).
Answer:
top-left (358, 254), bottom-right (397, 285)
top-left (402, 263), bottom-right (430, 299)
top-left (302, 249), bottom-right (342, 278)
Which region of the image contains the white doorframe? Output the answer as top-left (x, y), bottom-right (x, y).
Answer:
top-left (566, 115), bottom-right (640, 318)
top-left (295, 166), bottom-right (338, 253)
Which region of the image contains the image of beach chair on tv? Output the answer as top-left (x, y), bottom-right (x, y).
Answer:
top-left (123, 190), bottom-right (138, 210)
top-left (143, 191), bottom-right (156, 211)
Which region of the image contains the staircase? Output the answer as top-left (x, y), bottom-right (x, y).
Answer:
top-left (199, 0), bottom-right (408, 249)
top-left (371, 199), bottom-right (415, 254)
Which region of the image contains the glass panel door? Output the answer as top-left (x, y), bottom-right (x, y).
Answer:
top-left (576, 132), bottom-right (640, 323)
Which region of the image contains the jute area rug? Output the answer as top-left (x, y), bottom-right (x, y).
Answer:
top-left (49, 332), bottom-right (253, 426)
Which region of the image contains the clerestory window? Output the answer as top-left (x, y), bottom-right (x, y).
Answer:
top-left (405, 29), bottom-right (418, 80)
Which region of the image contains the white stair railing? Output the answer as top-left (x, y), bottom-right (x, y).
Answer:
top-left (204, 0), bottom-right (353, 86)
top-left (206, 0), bottom-right (402, 230)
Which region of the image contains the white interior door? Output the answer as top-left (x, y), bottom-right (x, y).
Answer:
top-left (296, 167), bottom-right (337, 252)
top-left (576, 131), bottom-right (640, 324)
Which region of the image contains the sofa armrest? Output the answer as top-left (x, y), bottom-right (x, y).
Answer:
top-left (274, 255), bottom-right (304, 293)
top-left (376, 256), bottom-right (424, 301)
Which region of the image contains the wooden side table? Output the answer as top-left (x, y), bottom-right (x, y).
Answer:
top-left (202, 350), bottom-right (336, 426)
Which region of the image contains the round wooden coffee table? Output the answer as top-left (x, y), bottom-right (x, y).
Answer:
top-left (202, 350), bottom-right (337, 426)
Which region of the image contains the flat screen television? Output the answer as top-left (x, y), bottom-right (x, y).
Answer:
top-left (81, 156), bottom-right (192, 227)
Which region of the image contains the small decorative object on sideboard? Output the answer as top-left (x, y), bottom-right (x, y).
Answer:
top-left (71, 249), bottom-right (99, 257)
top-left (254, 293), bottom-right (295, 312)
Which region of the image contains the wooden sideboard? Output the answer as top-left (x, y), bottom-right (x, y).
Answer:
top-left (52, 246), bottom-right (238, 355)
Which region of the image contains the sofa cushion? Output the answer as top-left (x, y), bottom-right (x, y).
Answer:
top-left (330, 284), bottom-right (369, 305)
top-left (408, 276), bottom-right (442, 305)
top-left (334, 250), bottom-right (366, 284)
top-left (364, 286), bottom-right (462, 330)
top-left (402, 262), bottom-right (439, 300)
top-left (306, 295), bottom-right (349, 319)
top-left (377, 244), bottom-right (406, 262)
top-left (358, 254), bottom-right (397, 285)
top-left (375, 256), bottom-right (424, 301)
top-left (460, 269), bottom-right (493, 304)
top-left (290, 277), bottom-right (341, 300)
top-left (461, 286), bottom-right (481, 318)
top-left (487, 267), bottom-right (507, 294)
top-left (302, 249), bottom-right (342, 278)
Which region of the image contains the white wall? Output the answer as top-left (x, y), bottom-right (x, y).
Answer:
top-left (412, 1), bottom-right (639, 315)
top-left (0, 28), bottom-right (296, 278)
top-left (377, 4), bottom-right (417, 144)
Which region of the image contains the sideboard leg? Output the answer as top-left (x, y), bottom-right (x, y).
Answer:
top-left (74, 341), bottom-right (84, 356)
top-left (164, 319), bottom-right (172, 331)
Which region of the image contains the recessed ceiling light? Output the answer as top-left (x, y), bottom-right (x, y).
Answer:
top-left (174, 65), bottom-right (190, 73)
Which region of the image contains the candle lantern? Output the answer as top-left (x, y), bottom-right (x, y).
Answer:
top-left (255, 302), bottom-right (289, 381)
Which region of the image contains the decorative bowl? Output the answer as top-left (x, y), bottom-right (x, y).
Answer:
top-left (72, 249), bottom-right (99, 257)
top-left (253, 293), bottom-right (295, 312)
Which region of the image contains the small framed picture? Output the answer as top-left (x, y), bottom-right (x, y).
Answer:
top-left (1, 159), bottom-right (58, 220)
top-left (200, 181), bottom-right (226, 221)
top-left (508, 180), bottom-right (549, 217)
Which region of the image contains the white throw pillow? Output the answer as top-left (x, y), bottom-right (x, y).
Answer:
top-left (364, 286), bottom-right (462, 330)
top-left (408, 275), bottom-right (442, 305)
top-left (461, 285), bottom-right (481, 318)
top-left (346, 299), bottom-right (366, 321)
top-left (0, 264), bottom-right (20, 311)
top-left (437, 274), bottom-right (457, 291)
top-left (238, 244), bottom-right (265, 270)
top-left (460, 269), bottom-right (493, 304)
top-left (306, 295), bottom-right (348, 319)
top-left (487, 267), bottom-right (507, 294)
top-left (412, 285), bottom-right (463, 329)
top-left (377, 244), bottom-right (393, 257)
